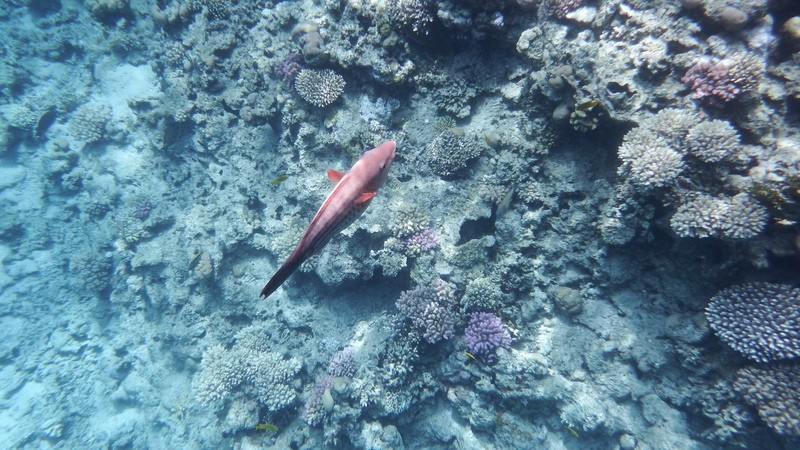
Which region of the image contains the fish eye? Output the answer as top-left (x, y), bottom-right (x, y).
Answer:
top-left (379, 163), bottom-right (386, 170)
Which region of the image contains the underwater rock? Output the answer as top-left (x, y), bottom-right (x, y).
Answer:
top-left (223, 398), bottom-right (258, 434)
top-left (357, 421), bottom-right (405, 450)
top-left (551, 286), bottom-right (584, 315)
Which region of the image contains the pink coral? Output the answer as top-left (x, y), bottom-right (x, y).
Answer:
top-left (681, 56), bottom-right (762, 103)
top-left (404, 228), bottom-right (440, 255)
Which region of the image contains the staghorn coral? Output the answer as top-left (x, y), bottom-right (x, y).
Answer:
top-left (734, 363), bottom-right (800, 436)
top-left (640, 108), bottom-right (701, 150)
top-left (193, 344), bottom-right (243, 406)
top-left (327, 347), bottom-right (356, 378)
top-left (273, 53), bottom-right (304, 86)
top-left (706, 283), bottom-right (800, 363)
top-left (464, 312), bottom-right (512, 364)
top-left (403, 228), bottom-right (440, 256)
top-left (670, 193), bottom-right (768, 239)
top-left (6, 104), bottom-right (38, 134)
top-left (303, 375), bottom-right (333, 426)
top-left (294, 69), bottom-right (346, 108)
top-left (461, 277), bottom-right (506, 313)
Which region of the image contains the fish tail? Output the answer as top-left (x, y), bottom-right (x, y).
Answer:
top-left (260, 257), bottom-right (303, 299)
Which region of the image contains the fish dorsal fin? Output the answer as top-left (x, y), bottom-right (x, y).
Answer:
top-left (327, 169), bottom-right (345, 183)
top-left (355, 192), bottom-right (376, 205)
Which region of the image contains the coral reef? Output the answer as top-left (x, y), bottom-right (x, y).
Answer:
top-left (2, 0), bottom-right (799, 447)
top-left (682, 54), bottom-right (763, 104)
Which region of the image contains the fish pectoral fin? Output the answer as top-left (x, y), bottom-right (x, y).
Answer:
top-left (355, 192), bottom-right (376, 205)
top-left (327, 169), bottom-right (345, 183)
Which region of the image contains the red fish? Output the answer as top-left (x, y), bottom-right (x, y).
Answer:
top-left (260, 141), bottom-right (397, 298)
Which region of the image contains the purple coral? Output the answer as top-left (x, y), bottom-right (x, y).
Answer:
top-left (465, 312), bottom-right (512, 364)
top-left (133, 197), bottom-right (153, 220)
top-left (303, 374), bottom-right (334, 426)
top-left (327, 347), bottom-right (356, 378)
top-left (404, 228), bottom-right (440, 255)
top-left (396, 279), bottom-right (457, 344)
top-left (273, 53), bottom-right (304, 85)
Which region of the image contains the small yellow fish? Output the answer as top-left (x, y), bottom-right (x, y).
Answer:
top-left (270, 174), bottom-right (289, 185)
top-left (465, 352), bottom-right (478, 360)
top-left (575, 100), bottom-right (601, 112)
top-left (565, 425), bottom-right (579, 438)
top-left (256, 423), bottom-right (279, 432)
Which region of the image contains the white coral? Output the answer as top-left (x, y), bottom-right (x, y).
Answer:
top-left (670, 194), bottom-right (767, 239)
top-left (686, 119), bottom-right (740, 163)
top-left (193, 341), bottom-right (301, 412)
top-left (294, 69), bottom-right (345, 107)
top-left (623, 142), bottom-right (685, 189)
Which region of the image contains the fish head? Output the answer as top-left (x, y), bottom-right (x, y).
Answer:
top-left (361, 140), bottom-right (396, 190)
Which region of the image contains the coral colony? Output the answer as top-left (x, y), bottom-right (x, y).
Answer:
top-left (1, 0), bottom-right (800, 449)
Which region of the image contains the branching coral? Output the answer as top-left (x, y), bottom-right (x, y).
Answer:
top-left (70, 103), bottom-right (110, 144)
top-left (734, 363), bottom-right (800, 436)
top-left (193, 338), bottom-right (301, 412)
top-left (686, 120), bottom-right (741, 163)
top-left (617, 129), bottom-right (685, 189)
top-left (396, 279), bottom-right (458, 344)
top-left (464, 312), bottom-right (512, 364)
top-left (706, 283), bottom-right (800, 363)
top-left (682, 54), bottom-right (763, 104)
top-left (294, 69), bottom-right (346, 107)
top-left (427, 129), bottom-right (481, 177)
top-left (670, 194), bottom-right (767, 239)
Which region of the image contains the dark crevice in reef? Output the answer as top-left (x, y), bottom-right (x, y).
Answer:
top-left (457, 211), bottom-right (497, 246)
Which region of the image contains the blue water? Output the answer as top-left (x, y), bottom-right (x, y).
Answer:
top-left (2, 0), bottom-right (799, 448)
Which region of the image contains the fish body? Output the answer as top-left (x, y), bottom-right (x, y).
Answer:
top-left (256, 423), bottom-right (279, 432)
top-left (270, 174), bottom-right (289, 185)
top-left (260, 141), bottom-right (396, 299)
